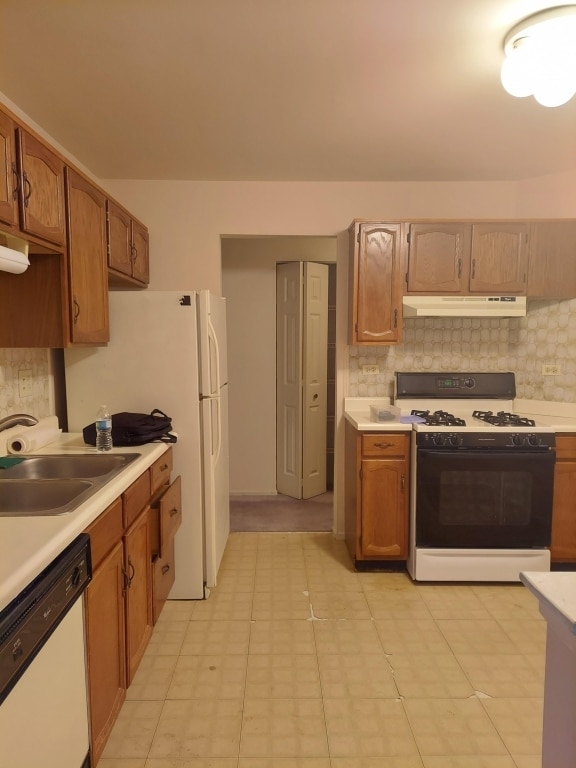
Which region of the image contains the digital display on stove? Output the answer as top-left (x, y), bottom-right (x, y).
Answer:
top-left (436, 378), bottom-right (461, 389)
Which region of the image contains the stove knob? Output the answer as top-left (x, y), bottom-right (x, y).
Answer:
top-left (528, 434), bottom-right (540, 447)
top-left (511, 434), bottom-right (525, 446)
top-left (449, 434), bottom-right (463, 447)
top-left (432, 434), bottom-right (445, 446)
top-left (463, 378), bottom-right (475, 388)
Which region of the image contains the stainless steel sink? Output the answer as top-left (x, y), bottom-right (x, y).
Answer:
top-left (0, 453), bottom-right (140, 480)
top-left (0, 452), bottom-right (141, 516)
top-left (0, 479), bottom-right (96, 516)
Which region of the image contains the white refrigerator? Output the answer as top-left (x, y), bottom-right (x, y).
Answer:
top-left (64, 290), bottom-right (230, 599)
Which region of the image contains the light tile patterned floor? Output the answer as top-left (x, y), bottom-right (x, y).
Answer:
top-left (99, 532), bottom-right (545, 768)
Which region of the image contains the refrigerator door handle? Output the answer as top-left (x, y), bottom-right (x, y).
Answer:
top-left (207, 316), bottom-right (221, 397)
top-left (214, 395), bottom-right (222, 465)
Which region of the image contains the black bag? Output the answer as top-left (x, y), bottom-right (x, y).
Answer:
top-left (83, 409), bottom-right (177, 447)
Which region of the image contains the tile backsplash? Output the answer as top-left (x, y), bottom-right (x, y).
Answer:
top-left (349, 298), bottom-right (576, 402)
top-left (0, 348), bottom-right (52, 420)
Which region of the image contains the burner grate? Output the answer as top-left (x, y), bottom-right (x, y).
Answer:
top-left (472, 410), bottom-right (536, 427)
top-left (411, 409), bottom-right (467, 427)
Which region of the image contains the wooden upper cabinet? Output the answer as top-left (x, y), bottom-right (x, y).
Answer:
top-left (16, 128), bottom-right (66, 245)
top-left (107, 200), bottom-right (149, 286)
top-left (350, 221), bottom-right (404, 345)
top-left (65, 168), bottom-right (109, 344)
top-left (0, 108), bottom-right (17, 228)
top-left (406, 223), bottom-right (471, 293)
top-left (469, 223), bottom-right (528, 294)
top-left (406, 221), bottom-right (528, 295)
top-left (527, 220), bottom-right (576, 299)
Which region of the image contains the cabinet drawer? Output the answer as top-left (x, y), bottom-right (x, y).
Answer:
top-left (362, 433), bottom-right (409, 458)
top-left (123, 471), bottom-right (151, 528)
top-left (150, 448), bottom-right (173, 496)
top-left (85, 497), bottom-right (123, 570)
top-left (152, 537), bottom-right (176, 624)
top-left (150, 476), bottom-right (182, 557)
top-left (556, 435), bottom-right (576, 461)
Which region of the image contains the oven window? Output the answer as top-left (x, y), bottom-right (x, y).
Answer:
top-left (440, 471), bottom-right (531, 526)
top-left (416, 450), bottom-right (555, 548)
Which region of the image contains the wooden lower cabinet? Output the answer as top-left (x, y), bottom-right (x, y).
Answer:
top-left (124, 509), bottom-right (153, 685)
top-left (84, 539), bottom-right (126, 766)
top-left (83, 448), bottom-right (181, 765)
top-left (345, 421), bottom-right (410, 564)
top-left (551, 435), bottom-right (576, 562)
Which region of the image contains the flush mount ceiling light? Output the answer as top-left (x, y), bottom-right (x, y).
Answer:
top-left (501, 5), bottom-right (576, 107)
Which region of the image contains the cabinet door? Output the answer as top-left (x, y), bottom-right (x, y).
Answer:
top-left (406, 223), bottom-right (471, 293)
top-left (16, 128), bottom-right (66, 245)
top-left (107, 199), bottom-right (132, 276)
top-left (551, 448), bottom-right (576, 562)
top-left (527, 220), bottom-right (576, 299)
top-left (0, 109), bottom-right (17, 227)
top-left (124, 510), bottom-right (153, 685)
top-left (469, 223), bottom-right (528, 294)
top-left (360, 457), bottom-right (408, 558)
top-left (65, 168), bottom-right (109, 344)
top-left (352, 222), bottom-right (403, 344)
top-left (84, 540), bottom-right (127, 766)
top-left (131, 219), bottom-right (149, 284)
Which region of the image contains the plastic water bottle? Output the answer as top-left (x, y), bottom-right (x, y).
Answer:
top-left (95, 405), bottom-right (113, 452)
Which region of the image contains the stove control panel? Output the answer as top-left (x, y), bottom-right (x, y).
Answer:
top-left (416, 432), bottom-right (555, 450)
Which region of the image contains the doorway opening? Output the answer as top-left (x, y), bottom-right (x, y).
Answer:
top-left (222, 236), bottom-right (336, 532)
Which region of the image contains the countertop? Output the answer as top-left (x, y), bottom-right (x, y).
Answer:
top-left (345, 396), bottom-right (576, 433)
top-left (344, 398), bottom-right (413, 432)
top-left (520, 571), bottom-right (576, 635)
top-left (0, 431), bottom-right (170, 612)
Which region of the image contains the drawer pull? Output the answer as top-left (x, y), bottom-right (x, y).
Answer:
top-left (373, 441), bottom-right (394, 449)
top-left (159, 463), bottom-right (169, 472)
top-left (162, 564), bottom-right (171, 575)
top-left (169, 507), bottom-right (179, 517)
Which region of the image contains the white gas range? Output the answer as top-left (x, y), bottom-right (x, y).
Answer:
top-left (394, 372), bottom-right (556, 582)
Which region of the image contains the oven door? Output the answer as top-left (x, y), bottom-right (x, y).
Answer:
top-left (416, 448), bottom-right (555, 548)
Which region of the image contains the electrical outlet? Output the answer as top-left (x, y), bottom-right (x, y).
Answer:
top-left (362, 365), bottom-right (380, 375)
top-left (542, 364), bottom-right (562, 376)
top-left (18, 369), bottom-right (33, 397)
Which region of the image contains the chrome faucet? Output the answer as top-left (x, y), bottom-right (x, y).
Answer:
top-left (0, 413), bottom-right (39, 433)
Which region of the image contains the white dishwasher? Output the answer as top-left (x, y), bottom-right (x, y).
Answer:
top-left (0, 534), bottom-right (92, 768)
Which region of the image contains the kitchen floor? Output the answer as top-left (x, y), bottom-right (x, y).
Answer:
top-left (99, 533), bottom-right (545, 768)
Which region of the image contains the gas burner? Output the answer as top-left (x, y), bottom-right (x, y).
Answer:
top-left (411, 409), bottom-right (467, 427)
top-left (472, 410), bottom-right (536, 427)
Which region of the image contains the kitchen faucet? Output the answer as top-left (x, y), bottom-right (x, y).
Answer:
top-left (0, 413), bottom-right (39, 433)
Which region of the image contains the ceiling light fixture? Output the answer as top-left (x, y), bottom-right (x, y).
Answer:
top-left (501, 5), bottom-right (576, 107)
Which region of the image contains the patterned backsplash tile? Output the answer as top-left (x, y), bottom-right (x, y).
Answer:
top-left (0, 348), bottom-right (52, 420)
top-left (349, 298), bottom-right (576, 402)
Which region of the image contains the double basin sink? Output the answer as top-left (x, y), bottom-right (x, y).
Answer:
top-left (0, 453), bottom-right (140, 516)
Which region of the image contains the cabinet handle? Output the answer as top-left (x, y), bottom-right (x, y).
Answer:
top-left (130, 242), bottom-right (138, 264)
top-left (160, 463), bottom-right (169, 472)
top-left (471, 258), bottom-right (476, 279)
top-left (162, 564), bottom-right (171, 575)
top-left (22, 171), bottom-right (32, 208)
top-left (393, 308), bottom-right (398, 328)
top-left (457, 258), bottom-right (462, 278)
top-left (401, 474), bottom-right (405, 491)
top-left (374, 441), bottom-right (394, 449)
top-left (122, 558), bottom-right (135, 590)
top-left (169, 506), bottom-right (179, 517)
top-left (11, 163), bottom-right (20, 200)
top-left (73, 295), bottom-right (80, 325)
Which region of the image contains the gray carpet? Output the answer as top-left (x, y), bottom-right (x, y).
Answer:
top-left (229, 492), bottom-right (333, 532)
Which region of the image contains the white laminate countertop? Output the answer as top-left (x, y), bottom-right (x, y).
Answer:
top-left (344, 398), bottom-right (413, 432)
top-left (514, 399), bottom-right (576, 432)
top-left (520, 571), bottom-right (576, 635)
top-left (0, 432), bottom-right (170, 611)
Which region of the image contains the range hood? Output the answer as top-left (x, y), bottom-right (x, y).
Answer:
top-left (402, 295), bottom-right (526, 318)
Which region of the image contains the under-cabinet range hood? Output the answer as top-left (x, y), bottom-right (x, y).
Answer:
top-left (402, 295), bottom-right (526, 318)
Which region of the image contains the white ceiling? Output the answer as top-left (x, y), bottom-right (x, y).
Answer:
top-left (1, 0), bottom-right (575, 182)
